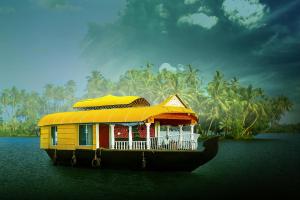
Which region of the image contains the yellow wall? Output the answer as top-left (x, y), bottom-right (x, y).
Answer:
top-left (40, 126), bottom-right (50, 149)
top-left (40, 124), bottom-right (97, 150)
top-left (56, 124), bottom-right (76, 150)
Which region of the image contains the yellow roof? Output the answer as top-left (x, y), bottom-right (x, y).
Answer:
top-left (39, 95), bottom-right (198, 126)
top-left (73, 95), bottom-right (149, 108)
top-left (38, 105), bottom-right (196, 126)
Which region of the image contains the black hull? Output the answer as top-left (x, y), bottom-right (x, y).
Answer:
top-left (45, 137), bottom-right (219, 172)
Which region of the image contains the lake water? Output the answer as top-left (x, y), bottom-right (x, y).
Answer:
top-left (0, 134), bottom-right (299, 199)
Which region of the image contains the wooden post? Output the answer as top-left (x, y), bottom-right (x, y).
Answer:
top-left (128, 126), bottom-right (132, 150)
top-left (109, 124), bottom-right (115, 149)
top-left (96, 124), bottom-right (99, 149)
top-left (146, 123), bottom-right (151, 150)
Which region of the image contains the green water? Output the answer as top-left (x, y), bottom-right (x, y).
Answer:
top-left (0, 134), bottom-right (299, 199)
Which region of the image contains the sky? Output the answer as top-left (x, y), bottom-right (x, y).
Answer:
top-left (0, 0), bottom-right (299, 123)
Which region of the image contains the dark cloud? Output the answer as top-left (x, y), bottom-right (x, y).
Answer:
top-left (82, 0), bottom-right (300, 122)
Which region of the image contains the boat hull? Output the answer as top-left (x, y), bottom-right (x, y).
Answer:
top-left (44, 137), bottom-right (219, 172)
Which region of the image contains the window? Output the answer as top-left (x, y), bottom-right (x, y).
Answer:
top-left (79, 124), bottom-right (93, 145)
top-left (51, 126), bottom-right (58, 146)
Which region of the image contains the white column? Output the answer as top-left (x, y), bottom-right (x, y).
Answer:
top-left (179, 125), bottom-right (183, 148)
top-left (190, 124), bottom-right (195, 150)
top-left (157, 122), bottom-right (160, 138)
top-left (156, 122), bottom-right (161, 146)
top-left (109, 124), bottom-right (115, 149)
top-left (166, 125), bottom-right (170, 138)
top-left (96, 124), bottom-right (99, 149)
top-left (128, 126), bottom-right (132, 150)
top-left (146, 123), bottom-right (151, 150)
top-left (154, 121), bottom-right (158, 137)
top-left (190, 124), bottom-right (195, 141)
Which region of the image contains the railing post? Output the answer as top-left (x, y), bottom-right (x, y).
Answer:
top-left (146, 123), bottom-right (151, 150)
top-left (109, 124), bottom-right (115, 149)
top-left (128, 126), bottom-right (132, 150)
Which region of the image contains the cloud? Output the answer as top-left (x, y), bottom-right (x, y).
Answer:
top-left (178, 12), bottom-right (218, 29)
top-left (80, 0), bottom-right (300, 122)
top-left (222, 0), bottom-right (269, 29)
top-left (239, 71), bottom-right (277, 86)
top-left (265, 0), bottom-right (300, 23)
top-left (82, 0), bottom-right (300, 103)
top-left (184, 0), bottom-right (200, 5)
top-left (34, 0), bottom-right (80, 11)
top-left (159, 63), bottom-right (177, 73)
top-left (0, 6), bottom-right (15, 14)
top-left (155, 3), bottom-right (169, 18)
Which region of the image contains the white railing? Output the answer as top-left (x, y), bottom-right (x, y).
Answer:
top-left (132, 141), bottom-right (147, 150)
top-left (114, 141), bottom-right (129, 150)
top-left (150, 133), bottom-right (199, 150)
top-left (114, 133), bottom-right (199, 151)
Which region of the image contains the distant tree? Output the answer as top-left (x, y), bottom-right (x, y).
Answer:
top-left (0, 64), bottom-right (294, 138)
top-left (269, 96), bottom-right (293, 125)
top-left (85, 71), bottom-right (114, 98)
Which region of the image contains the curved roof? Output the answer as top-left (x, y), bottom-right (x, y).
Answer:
top-left (73, 95), bottom-right (150, 109)
top-left (38, 105), bottom-right (197, 126)
top-left (38, 94), bottom-right (198, 126)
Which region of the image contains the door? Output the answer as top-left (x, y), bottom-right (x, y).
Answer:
top-left (99, 124), bottom-right (109, 148)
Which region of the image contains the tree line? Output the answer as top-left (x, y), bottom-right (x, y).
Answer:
top-left (0, 64), bottom-right (293, 138)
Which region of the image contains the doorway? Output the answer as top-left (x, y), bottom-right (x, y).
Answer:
top-left (99, 124), bottom-right (109, 148)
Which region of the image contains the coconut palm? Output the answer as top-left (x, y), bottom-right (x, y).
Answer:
top-left (85, 71), bottom-right (113, 98)
top-left (239, 85), bottom-right (266, 135)
top-left (269, 95), bottom-right (293, 125)
top-left (204, 71), bottom-right (229, 134)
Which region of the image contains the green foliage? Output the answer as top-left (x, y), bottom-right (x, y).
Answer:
top-left (0, 82), bottom-right (78, 136)
top-left (0, 64), bottom-right (294, 138)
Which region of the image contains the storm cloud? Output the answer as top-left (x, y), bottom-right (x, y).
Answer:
top-left (83, 0), bottom-right (300, 122)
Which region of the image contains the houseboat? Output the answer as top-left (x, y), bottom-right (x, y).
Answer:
top-left (38, 94), bottom-right (218, 171)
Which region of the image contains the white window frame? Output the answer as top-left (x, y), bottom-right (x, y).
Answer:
top-left (78, 124), bottom-right (93, 146)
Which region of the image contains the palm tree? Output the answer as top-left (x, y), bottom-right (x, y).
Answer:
top-left (85, 71), bottom-right (113, 98)
top-left (204, 71), bottom-right (229, 135)
top-left (0, 89), bottom-right (11, 119)
top-left (239, 85), bottom-right (266, 135)
top-left (270, 95), bottom-right (293, 126)
top-left (64, 80), bottom-right (77, 110)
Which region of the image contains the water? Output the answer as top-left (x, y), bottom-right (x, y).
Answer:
top-left (1, 134), bottom-right (300, 199)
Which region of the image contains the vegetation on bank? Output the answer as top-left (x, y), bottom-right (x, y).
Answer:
top-left (265, 123), bottom-right (300, 134)
top-left (0, 64), bottom-right (294, 138)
